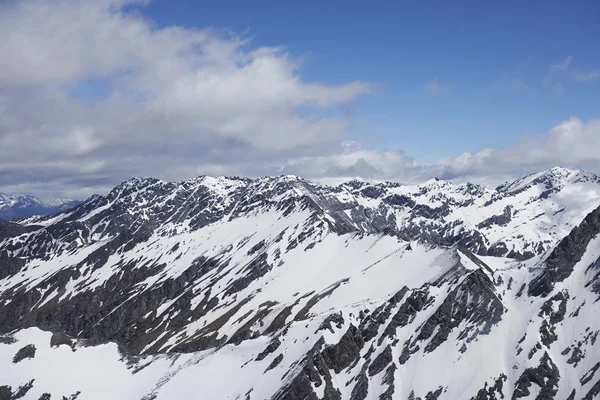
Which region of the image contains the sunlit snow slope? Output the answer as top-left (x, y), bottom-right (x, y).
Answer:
top-left (1, 167), bottom-right (600, 399)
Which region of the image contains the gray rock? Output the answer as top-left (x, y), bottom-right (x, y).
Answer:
top-left (529, 205), bottom-right (600, 297)
top-left (512, 352), bottom-right (560, 399)
top-left (12, 345), bottom-right (36, 363)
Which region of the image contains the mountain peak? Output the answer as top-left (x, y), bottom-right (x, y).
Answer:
top-left (420, 177), bottom-right (450, 188)
top-left (497, 166), bottom-right (599, 194)
top-left (547, 166), bottom-right (576, 176)
top-left (107, 177), bottom-right (164, 197)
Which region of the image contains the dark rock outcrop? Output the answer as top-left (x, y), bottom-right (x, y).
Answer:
top-left (12, 344), bottom-right (36, 363)
top-left (414, 270), bottom-right (504, 355)
top-left (529, 205), bottom-right (600, 297)
top-left (512, 352), bottom-right (560, 399)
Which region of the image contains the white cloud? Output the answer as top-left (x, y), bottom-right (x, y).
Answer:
top-left (0, 0), bottom-right (372, 197)
top-left (424, 77), bottom-right (451, 94)
top-left (0, 1), bottom-right (598, 199)
top-left (281, 117), bottom-right (600, 188)
top-left (575, 70), bottom-right (600, 82)
top-left (547, 56), bottom-right (599, 83)
top-left (549, 55), bottom-right (572, 71)
top-left (435, 117), bottom-right (600, 179)
top-left (490, 77), bottom-right (535, 94)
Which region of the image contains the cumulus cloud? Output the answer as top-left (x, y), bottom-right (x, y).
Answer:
top-left (434, 117), bottom-right (600, 181)
top-left (0, 0), bottom-right (371, 198)
top-left (286, 117), bottom-right (600, 188)
top-left (0, 0), bottom-right (599, 199)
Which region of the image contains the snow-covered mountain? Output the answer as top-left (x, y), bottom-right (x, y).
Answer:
top-left (1, 167), bottom-right (600, 399)
top-left (0, 193), bottom-right (80, 220)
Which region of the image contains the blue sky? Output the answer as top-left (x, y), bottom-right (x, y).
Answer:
top-left (138, 0), bottom-right (600, 161)
top-left (0, 0), bottom-right (599, 198)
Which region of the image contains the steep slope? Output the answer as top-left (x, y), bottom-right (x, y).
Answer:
top-left (0, 193), bottom-right (80, 220)
top-left (0, 169), bottom-right (600, 399)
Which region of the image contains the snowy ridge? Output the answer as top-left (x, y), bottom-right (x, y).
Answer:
top-left (1, 168), bottom-right (600, 399)
top-left (12, 166), bottom-right (600, 260)
top-left (497, 167), bottom-right (600, 195)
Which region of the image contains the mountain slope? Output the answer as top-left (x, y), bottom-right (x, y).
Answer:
top-left (1, 168), bottom-right (600, 399)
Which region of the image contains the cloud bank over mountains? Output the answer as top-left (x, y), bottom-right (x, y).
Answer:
top-left (1, 0), bottom-right (599, 198)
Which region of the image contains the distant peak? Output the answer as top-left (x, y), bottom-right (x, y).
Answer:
top-left (108, 177), bottom-right (163, 198)
top-left (255, 175), bottom-right (309, 186)
top-left (196, 175), bottom-right (248, 190)
top-left (421, 177), bottom-right (449, 187)
top-left (268, 174), bottom-right (307, 184)
top-left (547, 166), bottom-right (577, 176)
top-left (121, 176), bottom-right (162, 185)
top-left (498, 166), bottom-right (598, 194)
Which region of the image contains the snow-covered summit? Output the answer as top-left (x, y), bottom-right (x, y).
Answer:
top-left (497, 166), bottom-right (600, 194)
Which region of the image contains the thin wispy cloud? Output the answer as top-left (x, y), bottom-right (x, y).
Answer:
top-left (542, 55), bottom-right (572, 93)
top-left (547, 55), bottom-right (599, 84)
top-left (575, 70), bottom-right (600, 82)
top-left (549, 55), bottom-right (572, 71)
top-left (424, 77), bottom-right (451, 95)
top-left (490, 77), bottom-right (533, 92)
top-left (542, 78), bottom-right (563, 94)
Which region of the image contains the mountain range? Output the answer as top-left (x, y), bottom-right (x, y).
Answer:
top-left (1, 166), bottom-right (600, 399)
top-left (0, 193), bottom-right (80, 221)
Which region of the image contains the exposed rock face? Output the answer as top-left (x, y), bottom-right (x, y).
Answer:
top-left (368, 345), bottom-right (392, 376)
top-left (415, 269), bottom-right (504, 354)
top-left (512, 352), bottom-right (560, 399)
top-left (0, 386), bottom-right (11, 400)
top-left (0, 379), bottom-right (34, 400)
top-left (529, 205), bottom-right (600, 297)
top-left (477, 206), bottom-right (513, 229)
top-left (321, 325), bottom-right (365, 374)
top-left (471, 374), bottom-right (507, 400)
top-left (12, 344), bottom-right (36, 363)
